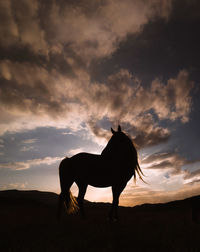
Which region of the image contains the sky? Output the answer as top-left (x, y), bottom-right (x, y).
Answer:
top-left (0, 0), bottom-right (200, 206)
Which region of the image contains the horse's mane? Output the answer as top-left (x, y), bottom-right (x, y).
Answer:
top-left (123, 134), bottom-right (145, 183)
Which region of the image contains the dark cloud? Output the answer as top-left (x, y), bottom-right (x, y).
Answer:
top-left (86, 68), bottom-right (194, 147)
top-left (0, 0), bottom-right (172, 64)
top-left (0, 44), bottom-right (46, 64)
top-left (141, 152), bottom-right (186, 174)
top-left (0, 61), bottom-right (67, 117)
top-left (0, 0), bottom-right (196, 151)
top-left (90, 0), bottom-right (200, 84)
top-left (0, 58), bottom-right (194, 148)
top-left (141, 151), bottom-right (200, 178)
top-left (88, 119), bottom-right (111, 140)
top-left (133, 127), bottom-right (170, 148)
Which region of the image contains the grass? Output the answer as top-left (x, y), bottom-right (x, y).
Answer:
top-left (0, 190), bottom-right (200, 251)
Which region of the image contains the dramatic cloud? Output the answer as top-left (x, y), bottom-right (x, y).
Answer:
top-left (139, 151), bottom-right (200, 191)
top-left (0, 156), bottom-right (62, 170)
top-left (0, 0), bottom-right (172, 60)
top-left (76, 69), bottom-right (193, 148)
top-left (0, 0), bottom-right (194, 150)
top-left (0, 55), bottom-right (194, 148)
top-left (0, 182), bottom-right (28, 191)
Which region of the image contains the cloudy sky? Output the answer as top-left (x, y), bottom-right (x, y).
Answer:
top-left (0, 0), bottom-right (200, 206)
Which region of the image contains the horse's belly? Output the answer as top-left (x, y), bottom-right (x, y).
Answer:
top-left (73, 167), bottom-right (114, 187)
top-left (84, 171), bottom-right (113, 187)
top-left (80, 169), bottom-right (130, 187)
top-left (88, 178), bottom-right (113, 187)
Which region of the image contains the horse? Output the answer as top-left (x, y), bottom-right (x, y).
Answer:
top-left (57, 125), bottom-right (145, 221)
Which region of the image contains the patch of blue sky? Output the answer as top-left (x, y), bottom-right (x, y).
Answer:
top-left (96, 116), bottom-right (112, 130)
top-left (0, 126), bottom-right (102, 164)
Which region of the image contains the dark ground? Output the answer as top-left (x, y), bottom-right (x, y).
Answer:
top-left (0, 190), bottom-right (200, 252)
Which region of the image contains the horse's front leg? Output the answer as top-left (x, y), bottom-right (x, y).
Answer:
top-left (109, 182), bottom-right (127, 221)
top-left (77, 183), bottom-right (88, 219)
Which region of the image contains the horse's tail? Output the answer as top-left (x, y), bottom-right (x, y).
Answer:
top-left (133, 159), bottom-right (147, 184)
top-left (57, 158), bottom-right (79, 220)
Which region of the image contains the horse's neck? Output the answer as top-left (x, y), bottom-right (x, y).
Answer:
top-left (101, 145), bottom-right (125, 165)
top-left (101, 142), bottom-right (116, 158)
top-left (101, 142), bottom-right (137, 165)
top-left (101, 150), bottom-right (115, 160)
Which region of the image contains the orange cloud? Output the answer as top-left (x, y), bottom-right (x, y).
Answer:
top-left (0, 156), bottom-right (62, 170)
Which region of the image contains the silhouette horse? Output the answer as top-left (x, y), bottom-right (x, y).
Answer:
top-left (58, 125), bottom-right (145, 221)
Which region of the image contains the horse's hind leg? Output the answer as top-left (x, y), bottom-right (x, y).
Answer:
top-left (77, 183), bottom-right (88, 219)
top-left (57, 181), bottom-right (74, 220)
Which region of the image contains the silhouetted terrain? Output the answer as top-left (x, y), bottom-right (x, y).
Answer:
top-left (0, 190), bottom-right (200, 251)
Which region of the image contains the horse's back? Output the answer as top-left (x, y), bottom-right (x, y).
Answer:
top-left (72, 152), bottom-right (106, 172)
top-left (61, 152), bottom-right (102, 174)
top-left (71, 152), bottom-right (100, 162)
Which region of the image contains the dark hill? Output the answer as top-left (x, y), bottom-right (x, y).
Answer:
top-left (0, 190), bottom-right (200, 251)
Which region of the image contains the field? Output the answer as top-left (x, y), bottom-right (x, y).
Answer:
top-left (0, 190), bottom-right (200, 251)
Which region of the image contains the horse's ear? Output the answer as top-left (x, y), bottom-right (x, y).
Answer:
top-left (111, 128), bottom-right (116, 134)
top-left (118, 125), bottom-right (121, 132)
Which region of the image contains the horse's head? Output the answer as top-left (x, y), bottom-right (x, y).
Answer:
top-left (102, 125), bottom-right (136, 158)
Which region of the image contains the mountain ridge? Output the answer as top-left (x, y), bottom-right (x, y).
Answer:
top-left (0, 189), bottom-right (200, 210)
